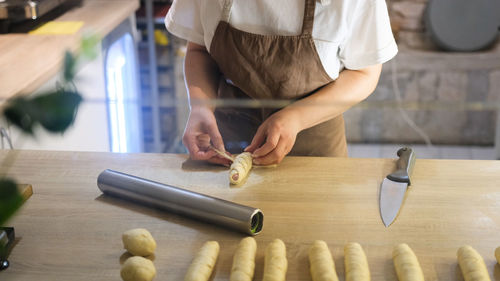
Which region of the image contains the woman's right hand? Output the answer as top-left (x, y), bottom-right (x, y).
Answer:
top-left (182, 106), bottom-right (231, 166)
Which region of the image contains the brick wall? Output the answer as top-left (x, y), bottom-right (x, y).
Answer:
top-left (344, 0), bottom-right (500, 145)
top-left (387, 0), bottom-right (436, 50)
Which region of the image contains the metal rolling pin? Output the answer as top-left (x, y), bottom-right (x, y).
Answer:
top-left (97, 169), bottom-right (263, 235)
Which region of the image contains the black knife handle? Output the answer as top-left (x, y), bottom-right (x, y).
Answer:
top-left (387, 147), bottom-right (416, 185)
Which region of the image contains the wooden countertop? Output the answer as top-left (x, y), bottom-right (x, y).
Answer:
top-left (1, 150), bottom-right (500, 280)
top-left (0, 0), bottom-right (139, 99)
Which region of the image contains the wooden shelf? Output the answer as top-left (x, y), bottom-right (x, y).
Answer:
top-left (0, 0), bottom-right (140, 100)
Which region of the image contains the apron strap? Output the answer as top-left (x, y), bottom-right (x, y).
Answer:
top-left (221, 0), bottom-right (233, 22)
top-left (301, 0), bottom-right (317, 35)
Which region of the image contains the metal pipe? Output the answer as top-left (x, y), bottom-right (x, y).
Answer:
top-left (97, 169), bottom-right (263, 235)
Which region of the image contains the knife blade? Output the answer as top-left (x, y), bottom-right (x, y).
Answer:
top-left (380, 147), bottom-right (416, 227)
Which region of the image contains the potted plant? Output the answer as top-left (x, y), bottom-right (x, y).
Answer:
top-left (0, 35), bottom-right (99, 269)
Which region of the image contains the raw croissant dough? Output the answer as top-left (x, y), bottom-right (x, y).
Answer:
top-left (457, 245), bottom-right (491, 281)
top-left (121, 256), bottom-right (156, 281)
top-left (230, 237), bottom-right (257, 281)
top-left (263, 239), bottom-right (288, 281)
top-left (184, 241), bottom-right (220, 281)
top-left (309, 240), bottom-right (339, 281)
top-left (495, 246), bottom-right (500, 265)
top-left (392, 243), bottom-right (424, 281)
top-left (344, 242), bottom-right (370, 281)
top-left (122, 228), bottom-right (157, 257)
top-left (230, 152), bottom-right (253, 185)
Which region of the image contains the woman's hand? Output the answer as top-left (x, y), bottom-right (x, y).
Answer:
top-left (243, 65), bottom-right (383, 165)
top-left (183, 106), bottom-right (232, 166)
top-left (244, 109), bottom-right (302, 165)
top-left (183, 41), bottom-right (231, 166)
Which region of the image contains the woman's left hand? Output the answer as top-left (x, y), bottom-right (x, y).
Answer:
top-left (244, 109), bottom-right (302, 165)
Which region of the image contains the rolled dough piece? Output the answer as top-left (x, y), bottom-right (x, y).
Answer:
top-left (230, 152), bottom-right (253, 185)
top-left (344, 242), bottom-right (370, 281)
top-left (309, 240), bottom-right (339, 281)
top-left (184, 241), bottom-right (220, 281)
top-left (230, 237), bottom-right (257, 281)
top-left (457, 245), bottom-right (491, 281)
top-left (120, 256), bottom-right (156, 281)
top-left (122, 228), bottom-right (156, 256)
top-left (263, 239), bottom-right (287, 281)
top-left (392, 243), bottom-right (424, 281)
top-left (495, 246), bottom-right (500, 265)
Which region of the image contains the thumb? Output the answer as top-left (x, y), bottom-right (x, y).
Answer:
top-left (245, 126), bottom-right (265, 153)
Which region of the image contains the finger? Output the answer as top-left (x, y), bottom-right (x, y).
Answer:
top-left (207, 122), bottom-right (225, 151)
top-left (245, 126), bottom-right (266, 153)
top-left (196, 134), bottom-right (211, 149)
top-left (208, 156), bottom-right (232, 167)
top-left (184, 134), bottom-right (216, 160)
top-left (252, 130), bottom-right (280, 158)
top-left (253, 136), bottom-right (288, 165)
top-left (183, 134), bottom-right (201, 155)
top-left (193, 149), bottom-right (217, 160)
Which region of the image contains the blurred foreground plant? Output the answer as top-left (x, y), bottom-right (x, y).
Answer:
top-left (0, 35), bottom-right (100, 227)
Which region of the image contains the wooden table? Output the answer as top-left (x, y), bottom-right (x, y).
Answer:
top-left (0, 0), bottom-right (139, 99)
top-left (1, 150), bottom-right (500, 280)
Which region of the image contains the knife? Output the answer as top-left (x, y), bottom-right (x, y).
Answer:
top-left (380, 147), bottom-right (416, 227)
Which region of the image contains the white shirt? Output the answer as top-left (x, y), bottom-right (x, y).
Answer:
top-left (165, 0), bottom-right (398, 80)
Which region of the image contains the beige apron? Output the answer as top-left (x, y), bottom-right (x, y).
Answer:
top-left (209, 0), bottom-right (347, 157)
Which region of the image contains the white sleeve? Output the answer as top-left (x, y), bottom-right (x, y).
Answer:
top-left (339, 0), bottom-right (398, 70)
top-left (165, 0), bottom-right (205, 45)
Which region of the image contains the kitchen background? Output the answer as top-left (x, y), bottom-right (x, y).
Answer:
top-left (1, 0), bottom-right (499, 160)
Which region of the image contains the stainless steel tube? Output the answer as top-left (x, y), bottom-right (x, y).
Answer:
top-left (97, 169), bottom-right (263, 235)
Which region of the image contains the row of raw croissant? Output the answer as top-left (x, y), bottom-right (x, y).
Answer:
top-left (184, 238), bottom-right (495, 281)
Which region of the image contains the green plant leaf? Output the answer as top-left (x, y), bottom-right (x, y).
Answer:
top-left (0, 179), bottom-right (23, 227)
top-left (3, 91), bottom-right (83, 134)
top-left (3, 97), bottom-right (35, 134)
top-left (80, 34), bottom-right (100, 60)
top-left (63, 51), bottom-right (77, 83)
top-left (32, 91), bottom-right (83, 132)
